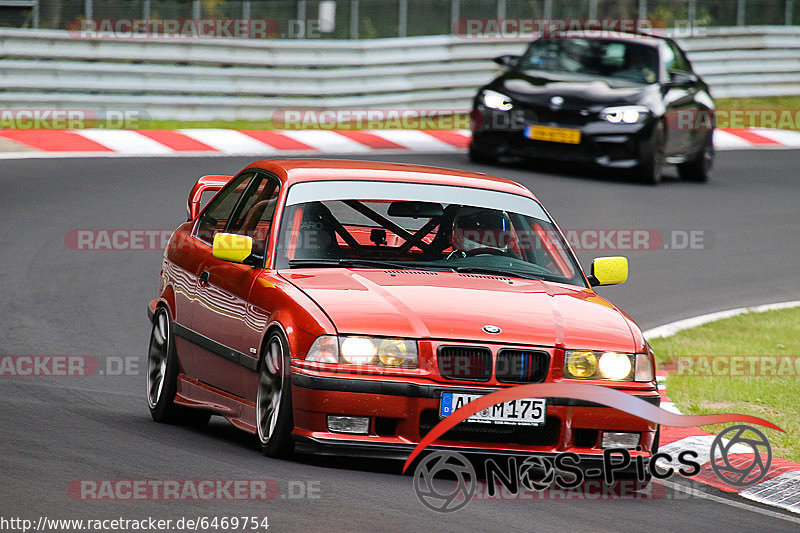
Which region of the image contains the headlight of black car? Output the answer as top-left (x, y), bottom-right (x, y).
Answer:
top-left (480, 89), bottom-right (514, 111)
top-left (599, 105), bottom-right (650, 124)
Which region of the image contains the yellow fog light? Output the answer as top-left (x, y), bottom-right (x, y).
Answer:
top-left (378, 338), bottom-right (418, 367)
top-left (566, 350), bottom-right (598, 378)
top-left (598, 352), bottom-right (633, 380)
top-left (378, 339), bottom-right (407, 366)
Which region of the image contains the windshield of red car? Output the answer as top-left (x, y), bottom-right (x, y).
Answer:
top-left (275, 180), bottom-right (585, 287)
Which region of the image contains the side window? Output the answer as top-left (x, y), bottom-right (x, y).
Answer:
top-left (195, 172), bottom-right (255, 245)
top-left (663, 44), bottom-right (676, 73)
top-left (227, 174), bottom-right (280, 257)
top-left (666, 41), bottom-right (691, 73)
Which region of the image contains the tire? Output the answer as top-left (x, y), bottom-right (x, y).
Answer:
top-left (633, 124), bottom-right (665, 185)
top-left (256, 329), bottom-right (294, 458)
top-left (677, 136), bottom-right (714, 182)
top-left (146, 307), bottom-right (211, 426)
top-left (468, 142), bottom-right (497, 165)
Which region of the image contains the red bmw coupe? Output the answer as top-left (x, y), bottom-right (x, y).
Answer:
top-left (147, 159), bottom-right (658, 462)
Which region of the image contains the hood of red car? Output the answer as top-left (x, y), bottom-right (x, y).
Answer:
top-left (281, 269), bottom-right (639, 352)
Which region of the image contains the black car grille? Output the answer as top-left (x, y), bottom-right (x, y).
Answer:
top-left (495, 350), bottom-right (549, 383)
top-left (419, 410), bottom-right (560, 446)
top-left (523, 105), bottom-right (592, 127)
top-left (437, 346), bottom-right (492, 381)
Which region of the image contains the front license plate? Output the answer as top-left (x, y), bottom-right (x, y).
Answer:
top-left (439, 392), bottom-right (546, 426)
top-left (524, 125), bottom-right (581, 144)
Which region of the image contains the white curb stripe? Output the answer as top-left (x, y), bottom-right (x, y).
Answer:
top-left (75, 129), bottom-right (174, 154)
top-left (659, 437), bottom-right (800, 519)
top-left (749, 128), bottom-right (800, 147)
top-left (177, 129), bottom-right (279, 154)
top-left (660, 401), bottom-right (682, 414)
top-left (660, 435), bottom-right (754, 471)
top-left (742, 471), bottom-right (800, 514)
top-left (663, 480), bottom-right (800, 525)
top-left (279, 130), bottom-right (373, 153)
top-left (643, 300), bottom-right (800, 340)
top-left (367, 129), bottom-right (461, 151)
top-left (713, 129), bottom-right (755, 149)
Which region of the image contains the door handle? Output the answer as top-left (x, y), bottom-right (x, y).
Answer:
top-left (199, 270), bottom-right (210, 286)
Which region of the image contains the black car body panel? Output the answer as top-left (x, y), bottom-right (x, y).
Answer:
top-left (470, 33), bottom-right (715, 182)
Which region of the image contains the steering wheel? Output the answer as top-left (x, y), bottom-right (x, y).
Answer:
top-left (464, 247), bottom-right (508, 257)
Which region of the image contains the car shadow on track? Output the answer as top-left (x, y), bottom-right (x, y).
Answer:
top-left (474, 156), bottom-right (684, 186)
top-left (158, 417), bottom-right (576, 484)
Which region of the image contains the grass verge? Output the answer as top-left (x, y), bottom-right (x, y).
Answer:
top-left (715, 96), bottom-right (800, 131)
top-left (649, 306), bottom-right (800, 461)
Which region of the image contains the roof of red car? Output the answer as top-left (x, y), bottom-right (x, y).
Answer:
top-left (246, 159), bottom-right (537, 200)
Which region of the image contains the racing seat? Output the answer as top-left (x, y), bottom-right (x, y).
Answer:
top-left (297, 202), bottom-right (344, 259)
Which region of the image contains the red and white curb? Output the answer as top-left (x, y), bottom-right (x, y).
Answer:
top-left (0, 127), bottom-right (799, 157)
top-left (644, 303), bottom-right (800, 515)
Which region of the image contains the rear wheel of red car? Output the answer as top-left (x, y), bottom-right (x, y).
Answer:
top-left (256, 330), bottom-right (294, 458)
top-left (147, 307), bottom-right (211, 426)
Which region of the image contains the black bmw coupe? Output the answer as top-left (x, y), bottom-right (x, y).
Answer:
top-left (469, 31), bottom-right (715, 184)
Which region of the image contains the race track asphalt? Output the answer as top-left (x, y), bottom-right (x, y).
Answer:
top-left (1, 150), bottom-right (798, 532)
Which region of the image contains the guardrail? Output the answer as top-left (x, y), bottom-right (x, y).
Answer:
top-left (0, 26), bottom-right (798, 121)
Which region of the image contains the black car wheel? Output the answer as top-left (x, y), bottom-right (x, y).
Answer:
top-left (147, 307), bottom-right (211, 426)
top-left (256, 329), bottom-right (294, 458)
top-left (678, 135), bottom-right (714, 182)
top-left (634, 124), bottom-right (665, 185)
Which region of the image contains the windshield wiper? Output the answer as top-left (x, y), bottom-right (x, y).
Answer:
top-left (453, 266), bottom-right (544, 281)
top-left (288, 259), bottom-right (454, 272)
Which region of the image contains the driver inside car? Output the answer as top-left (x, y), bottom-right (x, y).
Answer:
top-left (449, 207), bottom-right (521, 258)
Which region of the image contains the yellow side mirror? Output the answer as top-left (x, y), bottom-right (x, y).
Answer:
top-left (212, 233), bottom-right (253, 264)
top-left (590, 256), bottom-right (629, 286)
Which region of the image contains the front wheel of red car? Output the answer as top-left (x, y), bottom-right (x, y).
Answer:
top-left (256, 330), bottom-right (294, 458)
top-left (147, 307), bottom-right (211, 426)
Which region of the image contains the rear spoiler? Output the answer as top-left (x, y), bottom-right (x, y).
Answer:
top-left (187, 174), bottom-right (232, 221)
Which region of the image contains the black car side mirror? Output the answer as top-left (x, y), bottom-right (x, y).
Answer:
top-left (666, 71), bottom-right (698, 88)
top-left (493, 54), bottom-right (519, 68)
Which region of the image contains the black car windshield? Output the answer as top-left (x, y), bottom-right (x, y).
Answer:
top-left (275, 180), bottom-right (586, 287)
top-left (517, 38), bottom-right (659, 84)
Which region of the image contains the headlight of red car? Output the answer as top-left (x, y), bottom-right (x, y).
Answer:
top-left (306, 335), bottom-right (419, 368)
top-left (564, 350), bottom-right (653, 382)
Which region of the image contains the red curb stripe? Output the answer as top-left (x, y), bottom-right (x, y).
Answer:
top-left (134, 130), bottom-right (216, 151)
top-left (333, 130), bottom-right (406, 150)
top-left (721, 128), bottom-right (781, 145)
top-left (238, 130), bottom-right (316, 150)
top-left (422, 130), bottom-right (471, 148)
top-left (0, 130), bottom-right (113, 152)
